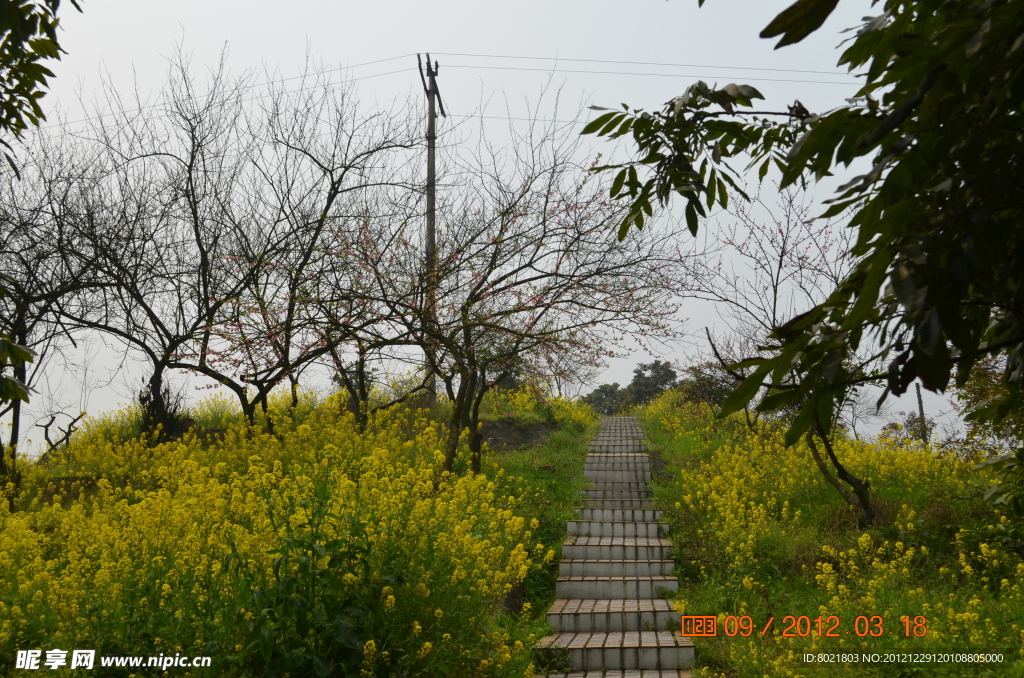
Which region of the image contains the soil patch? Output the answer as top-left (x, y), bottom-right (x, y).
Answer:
top-left (480, 420), bottom-right (557, 451)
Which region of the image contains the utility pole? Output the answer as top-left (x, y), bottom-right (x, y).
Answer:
top-left (915, 382), bottom-right (928, 444)
top-left (418, 54), bottom-right (445, 409)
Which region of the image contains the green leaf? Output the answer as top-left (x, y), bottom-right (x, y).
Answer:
top-left (581, 112), bottom-right (619, 136)
top-left (760, 0), bottom-right (841, 48)
top-left (610, 169), bottom-right (627, 198)
top-left (312, 656), bottom-right (331, 678)
top-left (757, 389), bottom-right (799, 412)
top-left (685, 200), bottom-right (699, 236)
top-left (719, 363), bottom-right (772, 418)
top-left (784, 402), bottom-right (819, 446)
top-left (0, 376), bottom-right (32, 403)
top-left (599, 113), bottom-right (626, 137)
top-left (0, 336), bottom-right (36, 366)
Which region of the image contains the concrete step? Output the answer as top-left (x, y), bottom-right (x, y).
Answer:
top-left (547, 598), bottom-right (679, 632)
top-left (583, 463), bottom-right (651, 473)
top-left (589, 443), bottom-right (648, 453)
top-left (585, 468), bottom-right (652, 482)
top-left (583, 498), bottom-right (654, 510)
top-left (563, 537), bottom-right (672, 561)
top-left (583, 489), bottom-right (653, 501)
top-left (534, 632), bottom-right (694, 671)
top-left (590, 481), bottom-right (650, 491)
top-left (576, 508), bottom-right (663, 522)
top-left (537, 416), bottom-right (692, 675)
top-left (559, 560), bottom-right (675, 577)
top-left (535, 672), bottom-right (694, 678)
top-left (567, 520), bottom-right (667, 538)
top-left (556, 576), bottom-right (678, 599)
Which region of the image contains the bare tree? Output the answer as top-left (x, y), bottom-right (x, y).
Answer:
top-left (190, 61), bottom-right (419, 427)
top-left (346, 111), bottom-right (696, 473)
top-left (695, 185), bottom-right (853, 350)
top-left (46, 52), bottom-right (416, 430)
top-left (693, 185), bottom-right (889, 525)
top-left (0, 134), bottom-right (101, 493)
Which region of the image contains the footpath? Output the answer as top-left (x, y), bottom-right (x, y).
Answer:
top-left (534, 416), bottom-right (695, 677)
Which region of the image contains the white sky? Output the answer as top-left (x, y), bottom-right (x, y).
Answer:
top-left (10, 0), bottom-right (957, 446)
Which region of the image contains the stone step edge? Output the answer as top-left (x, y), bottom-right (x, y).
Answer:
top-left (568, 521), bottom-right (667, 527)
top-left (535, 632), bottom-right (694, 650)
top-left (534, 672), bottom-right (695, 678)
top-left (556, 576), bottom-right (679, 583)
top-left (564, 539), bottom-right (672, 547)
top-left (547, 598), bottom-right (676, 614)
top-left (559, 559), bottom-right (674, 565)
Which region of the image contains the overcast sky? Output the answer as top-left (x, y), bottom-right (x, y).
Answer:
top-left (11, 0), bottom-right (957, 444)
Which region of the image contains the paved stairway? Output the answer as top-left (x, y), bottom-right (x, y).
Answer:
top-left (534, 417), bottom-right (694, 677)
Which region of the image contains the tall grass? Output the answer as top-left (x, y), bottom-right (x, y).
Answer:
top-left (1, 388), bottom-right (595, 677)
top-left (640, 390), bottom-right (1024, 678)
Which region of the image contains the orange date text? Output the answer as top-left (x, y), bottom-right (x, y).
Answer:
top-left (681, 615), bottom-right (929, 638)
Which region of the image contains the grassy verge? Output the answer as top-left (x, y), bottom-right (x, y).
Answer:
top-left (486, 422), bottom-right (597, 615)
top-left (638, 390), bottom-right (1024, 678)
top-left (2, 388), bottom-right (596, 678)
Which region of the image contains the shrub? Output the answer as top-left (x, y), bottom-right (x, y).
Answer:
top-left (2, 391), bottom-right (553, 677)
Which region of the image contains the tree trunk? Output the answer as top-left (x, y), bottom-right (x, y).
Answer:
top-left (467, 377), bottom-right (490, 475)
top-left (289, 373), bottom-right (300, 411)
top-left (144, 365), bottom-right (170, 438)
top-left (442, 400), bottom-right (463, 475)
top-left (468, 425), bottom-right (483, 475)
top-left (442, 372), bottom-right (475, 475)
top-left (257, 390), bottom-right (276, 435)
top-left (2, 395), bottom-right (21, 510)
top-left (807, 427), bottom-right (875, 526)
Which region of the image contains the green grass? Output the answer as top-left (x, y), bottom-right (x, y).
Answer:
top-left (486, 422), bottom-right (596, 615)
top-left (637, 396), bottom-right (1024, 678)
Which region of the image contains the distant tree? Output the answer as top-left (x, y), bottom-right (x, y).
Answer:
top-left (0, 0), bottom-right (83, 507)
top-left (950, 356), bottom-right (1024, 452)
top-left (49, 53), bottom-right (416, 431)
top-left (676, 361), bottom-right (734, 407)
top-left (624, 360), bottom-right (677, 406)
top-left (585, 359), bottom-right (688, 414)
top-left (583, 383), bottom-right (626, 416)
top-left (0, 139), bottom-right (99, 478)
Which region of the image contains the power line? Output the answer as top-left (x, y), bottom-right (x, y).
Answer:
top-left (443, 63), bottom-right (855, 86)
top-left (35, 50), bottom-right (863, 139)
top-left (40, 55), bottom-right (416, 131)
top-left (448, 114), bottom-right (583, 124)
top-left (434, 51), bottom-right (856, 77)
top-left (37, 65), bottom-right (416, 137)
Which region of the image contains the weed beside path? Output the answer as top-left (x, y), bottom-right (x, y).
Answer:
top-left (638, 390), bottom-right (1024, 678)
top-left (0, 390), bottom-right (596, 678)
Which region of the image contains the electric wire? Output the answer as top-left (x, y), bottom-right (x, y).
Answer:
top-left (40, 55), bottom-right (417, 131)
top-left (434, 51), bottom-right (856, 77)
top-left (35, 50), bottom-right (864, 139)
top-left (443, 64), bottom-right (855, 86)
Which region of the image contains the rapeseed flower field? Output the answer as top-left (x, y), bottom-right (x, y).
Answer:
top-left (1, 389), bottom-right (595, 677)
top-left (641, 390), bottom-right (1024, 677)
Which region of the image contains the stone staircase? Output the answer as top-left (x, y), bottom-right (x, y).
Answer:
top-left (534, 416), bottom-right (694, 677)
